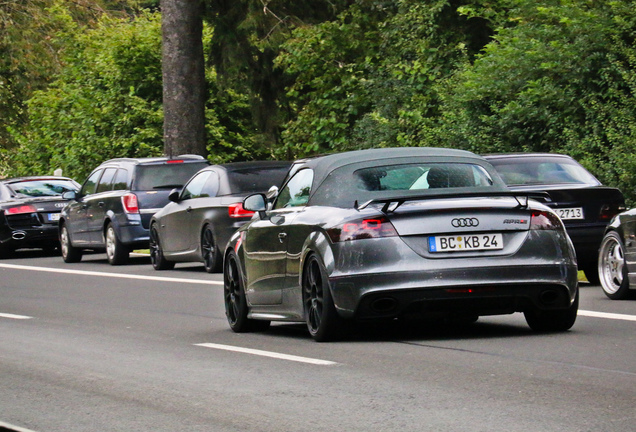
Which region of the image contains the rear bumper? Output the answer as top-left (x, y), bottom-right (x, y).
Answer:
top-left (564, 224), bottom-right (606, 264)
top-left (0, 224), bottom-right (60, 250)
top-left (325, 233), bottom-right (577, 320)
top-left (330, 265), bottom-right (577, 320)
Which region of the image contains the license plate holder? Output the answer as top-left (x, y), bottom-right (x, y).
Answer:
top-left (429, 233), bottom-right (504, 253)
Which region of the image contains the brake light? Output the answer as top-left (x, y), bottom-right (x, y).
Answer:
top-left (4, 204), bottom-right (37, 215)
top-left (121, 193), bottom-right (139, 214)
top-left (228, 203), bottom-right (255, 218)
top-left (530, 210), bottom-right (562, 230)
top-left (327, 216), bottom-right (398, 242)
top-left (599, 204), bottom-right (625, 221)
top-left (166, 159), bottom-right (184, 164)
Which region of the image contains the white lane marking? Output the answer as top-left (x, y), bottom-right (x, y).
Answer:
top-left (195, 343), bottom-right (337, 366)
top-left (0, 421), bottom-right (40, 432)
top-left (578, 310), bottom-right (636, 322)
top-left (0, 312), bottom-right (32, 320)
top-left (0, 263), bottom-right (222, 285)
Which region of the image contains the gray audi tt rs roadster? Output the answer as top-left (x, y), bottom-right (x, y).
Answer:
top-left (223, 147), bottom-right (579, 341)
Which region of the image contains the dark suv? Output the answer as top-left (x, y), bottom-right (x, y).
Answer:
top-left (59, 155), bottom-right (210, 265)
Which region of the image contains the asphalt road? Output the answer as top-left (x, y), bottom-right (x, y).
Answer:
top-left (1, 250), bottom-right (635, 432)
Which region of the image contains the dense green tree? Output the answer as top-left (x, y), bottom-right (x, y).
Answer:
top-left (205, 0), bottom-right (353, 157)
top-left (277, 0), bottom-right (495, 157)
top-left (434, 0), bottom-right (636, 202)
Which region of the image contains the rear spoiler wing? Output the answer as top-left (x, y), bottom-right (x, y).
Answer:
top-left (355, 190), bottom-right (551, 213)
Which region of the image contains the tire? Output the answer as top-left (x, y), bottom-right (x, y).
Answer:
top-left (224, 251), bottom-right (270, 332)
top-left (524, 289), bottom-right (579, 332)
top-left (60, 222), bottom-right (82, 263)
top-left (302, 254), bottom-right (342, 342)
top-left (598, 231), bottom-right (631, 299)
top-left (105, 223), bottom-right (129, 265)
top-left (201, 225), bottom-right (221, 273)
top-left (149, 224), bottom-right (175, 270)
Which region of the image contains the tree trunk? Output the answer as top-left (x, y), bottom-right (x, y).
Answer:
top-left (161, 0), bottom-right (207, 158)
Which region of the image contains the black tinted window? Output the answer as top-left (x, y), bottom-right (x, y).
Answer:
top-left (489, 157), bottom-right (600, 186)
top-left (134, 161), bottom-right (209, 191)
top-left (96, 168), bottom-right (117, 193)
top-left (113, 169), bottom-right (129, 191)
top-left (226, 166), bottom-right (290, 195)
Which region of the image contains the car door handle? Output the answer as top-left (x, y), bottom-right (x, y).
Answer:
top-left (278, 232), bottom-right (287, 243)
top-left (186, 206), bottom-right (192, 213)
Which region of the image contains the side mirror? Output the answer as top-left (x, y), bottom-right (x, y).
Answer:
top-left (243, 193), bottom-right (267, 212)
top-left (168, 188), bottom-right (180, 202)
top-left (62, 190), bottom-right (77, 200)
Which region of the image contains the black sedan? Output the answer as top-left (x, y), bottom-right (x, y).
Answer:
top-left (484, 153), bottom-right (625, 284)
top-left (598, 210), bottom-right (636, 299)
top-left (0, 176), bottom-right (80, 257)
top-left (223, 147), bottom-right (579, 341)
top-left (149, 161), bottom-right (291, 272)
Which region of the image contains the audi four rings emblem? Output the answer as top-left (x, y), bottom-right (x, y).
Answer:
top-left (451, 217), bottom-right (479, 227)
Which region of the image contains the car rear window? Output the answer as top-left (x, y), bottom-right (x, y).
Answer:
top-left (489, 157), bottom-right (600, 186)
top-left (354, 163), bottom-right (494, 191)
top-left (133, 161), bottom-right (209, 191)
top-left (226, 166), bottom-right (290, 194)
top-left (8, 179), bottom-right (79, 197)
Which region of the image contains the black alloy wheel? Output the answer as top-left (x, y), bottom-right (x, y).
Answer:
top-left (598, 231), bottom-right (631, 299)
top-left (302, 254), bottom-right (342, 342)
top-left (60, 222), bottom-right (82, 263)
top-left (224, 251), bottom-right (270, 332)
top-left (150, 224), bottom-right (175, 270)
top-left (201, 225), bottom-right (221, 273)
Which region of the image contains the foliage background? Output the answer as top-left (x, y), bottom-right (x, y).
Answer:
top-left (1, 0), bottom-right (635, 203)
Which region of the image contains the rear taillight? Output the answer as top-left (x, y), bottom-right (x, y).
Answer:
top-left (599, 204), bottom-right (625, 221)
top-left (327, 215), bottom-right (398, 243)
top-left (121, 193), bottom-right (139, 214)
top-left (4, 204), bottom-right (37, 215)
top-left (228, 203), bottom-right (255, 218)
top-left (530, 210), bottom-right (562, 230)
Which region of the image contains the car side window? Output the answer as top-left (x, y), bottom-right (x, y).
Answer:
top-left (112, 168), bottom-right (129, 191)
top-left (95, 168), bottom-right (117, 193)
top-left (81, 170), bottom-right (102, 196)
top-left (181, 171), bottom-right (212, 200)
top-left (274, 168), bottom-right (314, 209)
top-left (203, 170), bottom-right (220, 197)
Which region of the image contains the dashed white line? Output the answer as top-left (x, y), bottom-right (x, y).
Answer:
top-left (578, 310), bottom-right (636, 322)
top-left (195, 343), bottom-right (337, 366)
top-left (0, 263), bottom-right (222, 285)
top-left (0, 312), bottom-right (32, 320)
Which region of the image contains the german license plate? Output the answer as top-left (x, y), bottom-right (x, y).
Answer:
top-left (47, 213), bottom-right (61, 222)
top-left (429, 233), bottom-right (504, 252)
top-left (555, 207), bottom-right (584, 220)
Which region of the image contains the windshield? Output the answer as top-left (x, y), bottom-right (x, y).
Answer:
top-left (488, 157), bottom-right (600, 186)
top-left (8, 179), bottom-right (79, 197)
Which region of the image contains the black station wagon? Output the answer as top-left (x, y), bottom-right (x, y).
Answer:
top-left (59, 155), bottom-right (209, 265)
